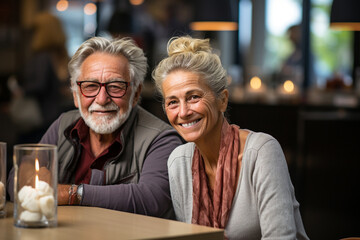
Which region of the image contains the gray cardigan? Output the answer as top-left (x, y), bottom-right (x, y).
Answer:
top-left (168, 131), bottom-right (309, 239)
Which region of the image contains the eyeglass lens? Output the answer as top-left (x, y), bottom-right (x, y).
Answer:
top-left (79, 81), bottom-right (128, 98)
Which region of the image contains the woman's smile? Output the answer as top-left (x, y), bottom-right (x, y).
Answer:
top-left (180, 119), bottom-right (201, 128)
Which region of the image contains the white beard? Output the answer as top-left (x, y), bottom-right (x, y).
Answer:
top-left (76, 92), bottom-right (134, 134)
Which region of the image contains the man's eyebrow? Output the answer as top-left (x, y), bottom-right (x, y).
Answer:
top-left (81, 78), bottom-right (126, 82)
top-left (81, 78), bottom-right (98, 82)
top-left (108, 78), bottom-right (127, 82)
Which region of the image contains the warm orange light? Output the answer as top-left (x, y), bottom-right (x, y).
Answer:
top-left (35, 158), bottom-right (39, 172)
top-left (129, 0), bottom-right (144, 6)
top-left (190, 21), bottom-right (238, 31)
top-left (56, 0), bottom-right (69, 12)
top-left (35, 158), bottom-right (40, 189)
top-left (250, 76), bottom-right (262, 90)
top-left (283, 80), bottom-right (295, 93)
top-left (35, 175), bottom-right (40, 189)
top-left (84, 3), bottom-right (97, 15)
top-left (330, 22), bottom-right (360, 31)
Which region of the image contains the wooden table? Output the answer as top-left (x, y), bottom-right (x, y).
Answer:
top-left (0, 203), bottom-right (224, 240)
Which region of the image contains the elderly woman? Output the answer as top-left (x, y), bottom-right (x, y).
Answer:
top-left (152, 36), bottom-right (309, 240)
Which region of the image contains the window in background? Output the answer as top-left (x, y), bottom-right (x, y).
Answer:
top-left (264, 0), bottom-right (354, 91)
top-left (51, 1), bottom-right (86, 56)
top-left (265, 0), bottom-right (302, 73)
top-left (51, 0), bottom-right (113, 56)
top-left (265, 0), bottom-right (302, 89)
top-left (236, 0), bottom-right (304, 102)
top-left (311, 0), bottom-right (353, 89)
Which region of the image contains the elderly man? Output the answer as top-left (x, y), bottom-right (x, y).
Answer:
top-left (8, 37), bottom-right (183, 219)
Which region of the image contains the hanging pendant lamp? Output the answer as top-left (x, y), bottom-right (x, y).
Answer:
top-left (330, 0), bottom-right (360, 31)
top-left (190, 0), bottom-right (238, 31)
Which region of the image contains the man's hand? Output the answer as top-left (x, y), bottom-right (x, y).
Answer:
top-left (57, 184), bottom-right (80, 205)
top-left (57, 184), bottom-right (71, 205)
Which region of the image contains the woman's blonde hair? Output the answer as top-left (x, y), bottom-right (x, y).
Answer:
top-left (152, 36), bottom-right (228, 97)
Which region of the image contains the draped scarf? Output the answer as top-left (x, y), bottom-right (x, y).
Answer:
top-left (191, 119), bottom-right (240, 229)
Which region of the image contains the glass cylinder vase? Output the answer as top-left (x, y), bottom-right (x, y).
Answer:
top-left (0, 142), bottom-right (6, 218)
top-left (13, 144), bottom-right (58, 228)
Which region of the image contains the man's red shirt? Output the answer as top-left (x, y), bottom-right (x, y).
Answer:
top-left (70, 118), bottom-right (122, 184)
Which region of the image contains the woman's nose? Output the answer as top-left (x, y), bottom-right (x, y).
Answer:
top-left (179, 102), bottom-right (192, 118)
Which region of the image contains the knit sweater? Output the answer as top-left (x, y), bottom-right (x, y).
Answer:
top-left (168, 131), bottom-right (309, 239)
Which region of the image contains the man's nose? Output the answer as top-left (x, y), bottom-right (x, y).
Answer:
top-left (95, 85), bottom-right (111, 104)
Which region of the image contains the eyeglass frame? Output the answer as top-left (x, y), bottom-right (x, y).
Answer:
top-left (76, 80), bottom-right (131, 98)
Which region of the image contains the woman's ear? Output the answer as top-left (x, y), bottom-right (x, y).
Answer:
top-left (218, 89), bottom-right (229, 113)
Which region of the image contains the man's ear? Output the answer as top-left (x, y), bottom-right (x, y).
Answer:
top-left (218, 89), bottom-right (229, 113)
top-left (132, 84), bottom-right (142, 107)
top-left (73, 90), bottom-right (79, 108)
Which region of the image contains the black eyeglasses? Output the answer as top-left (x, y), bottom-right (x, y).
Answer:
top-left (76, 81), bottom-right (130, 98)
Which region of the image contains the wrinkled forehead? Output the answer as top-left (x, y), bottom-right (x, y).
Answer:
top-left (79, 52), bottom-right (130, 82)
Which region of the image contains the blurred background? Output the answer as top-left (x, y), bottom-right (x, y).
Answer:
top-left (0, 0), bottom-right (359, 239)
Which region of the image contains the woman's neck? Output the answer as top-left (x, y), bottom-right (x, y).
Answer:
top-left (195, 117), bottom-right (224, 188)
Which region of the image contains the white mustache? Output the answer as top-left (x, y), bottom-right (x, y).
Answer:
top-left (89, 102), bottom-right (119, 112)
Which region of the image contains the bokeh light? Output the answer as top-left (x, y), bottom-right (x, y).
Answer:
top-left (250, 76), bottom-right (262, 90)
top-left (56, 0), bottom-right (69, 12)
top-left (84, 3), bottom-right (97, 15)
top-left (129, 0), bottom-right (144, 6)
top-left (283, 80), bottom-right (295, 93)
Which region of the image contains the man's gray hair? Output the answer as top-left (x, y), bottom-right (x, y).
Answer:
top-left (69, 37), bottom-right (147, 91)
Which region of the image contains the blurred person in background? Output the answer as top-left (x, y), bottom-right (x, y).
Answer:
top-left (278, 24), bottom-right (315, 88)
top-left (10, 12), bottom-right (72, 142)
top-left (0, 74), bottom-right (17, 179)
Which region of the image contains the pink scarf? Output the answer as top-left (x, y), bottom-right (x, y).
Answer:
top-left (192, 119), bottom-right (240, 229)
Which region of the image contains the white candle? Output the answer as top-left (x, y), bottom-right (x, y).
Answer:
top-left (39, 195), bottom-right (55, 218)
top-left (18, 185), bottom-right (40, 212)
top-left (18, 159), bottom-right (55, 222)
top-left (18, 181), bottom-right (55, 221)
top-left (37, 180), bottom-right (54, 197)
top-left (19, 210), bottom-right (42, 222)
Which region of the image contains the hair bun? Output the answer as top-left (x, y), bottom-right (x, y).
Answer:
top-left (167, 36), bottom-right (211, 57)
